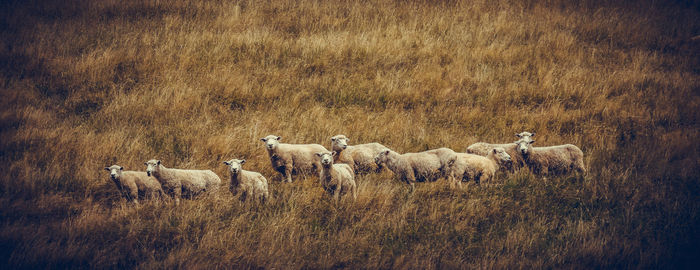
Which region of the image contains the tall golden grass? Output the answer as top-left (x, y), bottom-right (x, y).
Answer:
top-left (0, 0), bottom-right (698, 268)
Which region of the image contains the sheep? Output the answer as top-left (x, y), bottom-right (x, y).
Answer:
top-left (330, 134), bottom-right (389, 174)
top-left (423, 147), bottom-right (459, 181)
top-left (465, 131), bottom-right (535, 171)
top-left (223, 158), bottom-right (269, 203)
top-left (144, 159), bottom-right (222, 205)
top-left (466, 142), bottom-right (523, 171)
top-left (374, 149), bottom-right (443, 191)
top-left (515, 138), bottom-right (586, 176)
top-left (104, 165), bottom-right (164, 204)
top-left (316, 151), bottom-right (357, 201)
top-left (261, 135), bottom-right (328, 183)
top-left (450, 148), bottom-right (512, 188)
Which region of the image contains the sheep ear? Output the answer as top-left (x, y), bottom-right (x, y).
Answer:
top-left (119, 166), bottom-right (124, 170)
top-left (516, 133), bottom-right (521, 138)
top-left (384, 150), bottom-right (390, 155)
top-left (104, 167), bottom-right (110, 171)
top-left (144, 162), bottom-right (148, 165)
top-left (493, 148), bottom-right (498, 154)
top-left (240, 159), bottom-right (246, 164)
top-left (276, 136), bottom-right (281, 141)
top-left (530, 140), bottom-right (536, 144)
top-left (531, 132), bottom-right (535, 137)
top-left (315, 152), bottom-right (322, 157)
top-left (157, 160), bottom-right (161, 165)
top-left (331, 137), bottom-right (336, 141)
top-left (260, 138), bottom-right (267, 142)
top-left (346, 137), bottom-right (350, 142)
top-left (223, 161), bottom-right (230, 166)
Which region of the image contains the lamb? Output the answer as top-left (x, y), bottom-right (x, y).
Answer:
top-left (316, 151), bottom-right (357, 201)
top-left (330, 134), bottom-right (389, 174)
top-left (261, 135), bottom-right (329, 183)
top-left (450, 148), bottom-right (512, 188)
top-left (144, 159), bottom-right (222, 205)
top-left (104, 165), bottom-right (164, 204)
top-left (374, 149), bottom-right (443, 191)
top-left (223, 158), bottom-right (269, 203)
top-left (515, 139), bottom-right (586, 176)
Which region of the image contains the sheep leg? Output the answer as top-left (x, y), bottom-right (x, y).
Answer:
top-left (126, 182), bottom-right (139, 203)
top-left (456, 172), bottom-right (465, 189)
top-left (173, 186), bottom-right (182, 205)
top-left (449, 170), bottom-right (459, 189)
top-left (406, 170), bottom-right (417, 192)
top-left (334, 185), bottom-right (341, 202)
top-left (120, 189), bottom-right (132, 202)
top-left (284, 165), bottom-right (293, 183)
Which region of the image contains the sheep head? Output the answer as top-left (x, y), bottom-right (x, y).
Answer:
top-left (330, 135), bottom-right (349, 152)
top-left (316, 151), bottom-right (335, 166)
top-left (223, 158), bottom-right (245, 174)
top-left (104, 165), bottom-right (124, 180)
top-left (260, 135), bottom-right (281, 151)
top-left (144, 159), bottom-right (161, 177)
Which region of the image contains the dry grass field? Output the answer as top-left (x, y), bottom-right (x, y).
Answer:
top-left (0, 0), bottom-right (698, 268)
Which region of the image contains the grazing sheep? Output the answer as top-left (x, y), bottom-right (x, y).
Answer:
top-left (316, 151), bottom-right (357, 201)
top-left (423, 147), bottom-right (459, 181)
top-left (450, 148), bottom-right (512, 188)
top-left (104, 165), bottom-right (163, 203)
top-left (466, 142), bottom-right (523, 171)
top-left (374, 149), bottom-right (442, 191)
top-left (261, 135), bottom-right (328, 183)
top-left (330, 134), bottom-right (389, 174)
top-left (223, 159), bottom-right (269, 203)
top-left (516, 139), bottom-right (586, 176)
top-left (144, 159), bottom-right (222, 205)
top-left (465, 131), bottom-right (534, 171)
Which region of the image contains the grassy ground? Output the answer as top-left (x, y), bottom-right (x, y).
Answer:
top-left (0, 0), bottom-right (698, 268)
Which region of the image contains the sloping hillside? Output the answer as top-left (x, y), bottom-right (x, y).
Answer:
top-left (0, 0), bottom-right (698, 268)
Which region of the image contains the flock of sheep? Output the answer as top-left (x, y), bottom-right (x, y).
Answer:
top-left (104, 131), bottom-right (585, 204)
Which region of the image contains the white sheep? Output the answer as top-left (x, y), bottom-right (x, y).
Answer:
top-left (423, 147), bottom-right (459, 181)
top-left (261, 135), bottom-right (328, 183)
top-left (330, 134), bottom-right (389, 174)
top-left (465, 131), bottom-right (534, 171)
top-left (144, 159), bottom-right (222, 205)
top-left (373, 149), bottom-right (442, 191)
top-left (450, 148), bottom-right (512, 188)
top-left (316, 151), bottom-right (357, 201)
top-left (223, 158), bottom-right (269, 203)
top-left (515, 139), bottom-right (586, 176)
top-left (104, 165), bottom-right (164, 203)
top-left (466, 142), bottom-right (522, 171)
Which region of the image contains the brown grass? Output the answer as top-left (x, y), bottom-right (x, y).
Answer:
top-left (0, 0), bottom-right (698, 268)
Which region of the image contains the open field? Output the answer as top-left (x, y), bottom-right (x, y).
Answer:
top-left (0, 0), bottom-right (698, 268)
